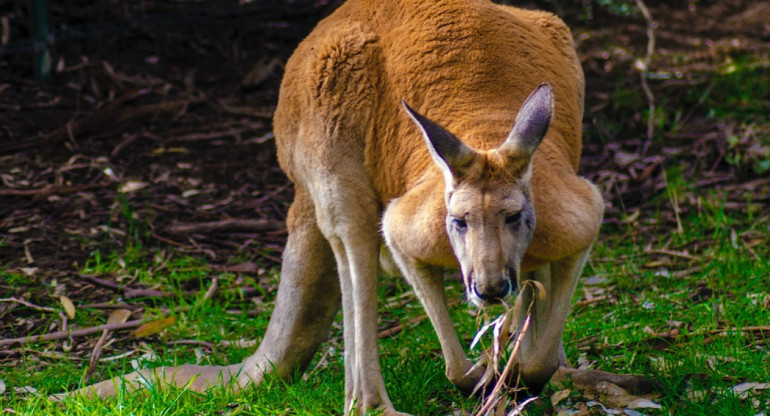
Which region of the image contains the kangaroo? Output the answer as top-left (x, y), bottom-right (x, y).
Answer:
top-left (55, 0), bottom-right (628, 414)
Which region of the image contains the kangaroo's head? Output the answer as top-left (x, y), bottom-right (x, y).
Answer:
top-left (403, 84), bottom-right (553, 306)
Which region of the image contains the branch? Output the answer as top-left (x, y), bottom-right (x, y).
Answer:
top-left (0, 297), bottom-right (57, 313)
top-left (0, 319), bottom-right (144, 348)
top-left (635, 0), bottom-right (657, 155)
top-left (0, 183), bottom-right (112, 197)
top-left (165, 219), bottom-right (282, 235)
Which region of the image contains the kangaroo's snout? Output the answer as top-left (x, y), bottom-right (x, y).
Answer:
top-left (472, 268), bottom-right (517, 303)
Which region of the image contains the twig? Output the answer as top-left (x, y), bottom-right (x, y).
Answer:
top-left (124, 288), bottom-right (176, 298)
top-left (79, 302), bottom-right (142, 310)
top-left (709, 326), bottom-right (770, 335)
top-left (80, 275), bottom-right (122, 291)
top-left (575, 296), bottom-right (608, 307)
top-left (150, 233), bottom-right (186, 247)
top-left (475, 315), bottom-right (531, 416)
top-left (163, 128), bottom-right (253, 143)
top-left (82, 274), bottom-right (259, 299)
top-left (644, 248), bottom-right (696, 260)
top-left (0, 297), bottom-right (57, 313)
top-left (110, 134), bottom-right (140, 159)
top-left (0, 319), bottom-right (144, 348)
top-left (81, 274), bottom-right (174, 298)
top-left (202, 278), bottom-right (218, 301)
top-left (377, 299), bottom-right (460, 339)
top-left (378, 315), bottom-right (429, 339)
top-left (83, 328), bottom-right (111, 383)
top-left (112, 97), bottom-right (207, 125)
top-left (167, 339), bottom-right (215, 349)
top-left (41, 89), bottom-right (146, 147)
top-left (635, 0), bottom-right (656, 155)
top-left (0, 183), bottom-right (112, 197)
top-left (165, 219), bottom-right (282, 235)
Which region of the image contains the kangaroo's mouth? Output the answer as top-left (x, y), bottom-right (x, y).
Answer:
top-left (465, 268), bottom-right (518, 307)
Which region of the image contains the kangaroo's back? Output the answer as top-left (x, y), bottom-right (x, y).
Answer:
top-left (274, 0), bottom-right (584, 202)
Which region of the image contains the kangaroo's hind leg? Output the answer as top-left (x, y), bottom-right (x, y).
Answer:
top-left (236, 186), bottom-right (342, 386)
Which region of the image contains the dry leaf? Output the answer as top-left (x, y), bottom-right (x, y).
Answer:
top-left (506, 396), bottom-right (537, 416)
top-left (133, 316), bottom-right (177, 338)
top-left (627, 398), bottom-right (663, 409)
top-left (20, 267), bottom-right (38, 276)
top-left (596, 381), bottom-right (629, 397)
top-left (551, 388), bottom-right (572, 406)
top-left (119, 180), bottom-right (148, 194)
top-left (107, 309), bottom-right (133, 324)
top-left (732, 382), bottom-right (770, 398)
top-left (529, 280), bottom-right (548, 300)
top-left (242, 57), bottom-right (283, 87)
top-left (59, 295), bottom-right (76, 319)
top-left (14, 385), bottom-right (37, 394)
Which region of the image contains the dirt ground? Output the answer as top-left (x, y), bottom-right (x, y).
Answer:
top-left (1, 0), bottom-right (768, 364)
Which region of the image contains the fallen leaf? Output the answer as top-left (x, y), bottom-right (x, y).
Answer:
top-left (59, 296), bottom-right (76, 319)
top-left (583, 275), bottom-right (608, 286)
top-left (20, 267), bottom-right (38, 276)
top-left (506, 396), bottom-right (538, 415)
top-left (130, 351), bottom-right (160, 370)
top-left (119, 180), bottom-right (148, 194)
top-left (107, 309), bottom-right (133, 325)
top-left (596, 381), bottom-right (628, 397)
top-left (733, 382), bottom-right (770, 399)
top-left (614, 151), bottom-right (639, 167)
top-left (551, 388), bottom-right (571, 406)
top-left (133, 316), bottom-right (178, 338)
top-left (14, 385), bottom-right (37, 394)
top-left (241, 56), bottom-right (283, 87)
top-left (627, 398), bottom-right (662, 409)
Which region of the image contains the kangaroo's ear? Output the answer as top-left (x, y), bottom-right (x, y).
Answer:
top-left (497, 83), bottom-right (553, 160)
top-left (402, 100), bottom-right (475, 185)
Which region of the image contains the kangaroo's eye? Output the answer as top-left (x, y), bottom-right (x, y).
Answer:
top-left (452, 218), bottom-right (468, 232)
top-left (505, 212), bottom-right (522, 225)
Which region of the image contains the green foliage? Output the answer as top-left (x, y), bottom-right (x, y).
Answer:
top-left (562, 192), bottom-right (770, 415)
top-left (704, 56), bottom-right (770, 120)
top-left (578, 0), bottom-right (637, 20)
top-left (0, 270), bottom-right (33, 288)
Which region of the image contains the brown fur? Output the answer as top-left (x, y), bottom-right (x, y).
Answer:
top-left (57, 1), bottom-right (618, 414)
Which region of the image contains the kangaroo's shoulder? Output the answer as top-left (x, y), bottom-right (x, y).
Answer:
top-left (282, 4), bottom-right (381, 102)
top-left (274, 3), bottom-right (383, 163)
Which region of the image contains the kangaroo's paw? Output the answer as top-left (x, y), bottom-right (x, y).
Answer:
top-left (349, 403), bottom-right (411, 416)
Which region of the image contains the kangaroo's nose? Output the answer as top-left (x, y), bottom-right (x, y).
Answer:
top-left (473, 279), bottom-right (512, 302)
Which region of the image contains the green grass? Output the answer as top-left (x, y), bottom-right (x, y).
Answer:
top-left (554, 193), bottom-right (770, 415)
top-left (2, 195), bottom-right (767, 415)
